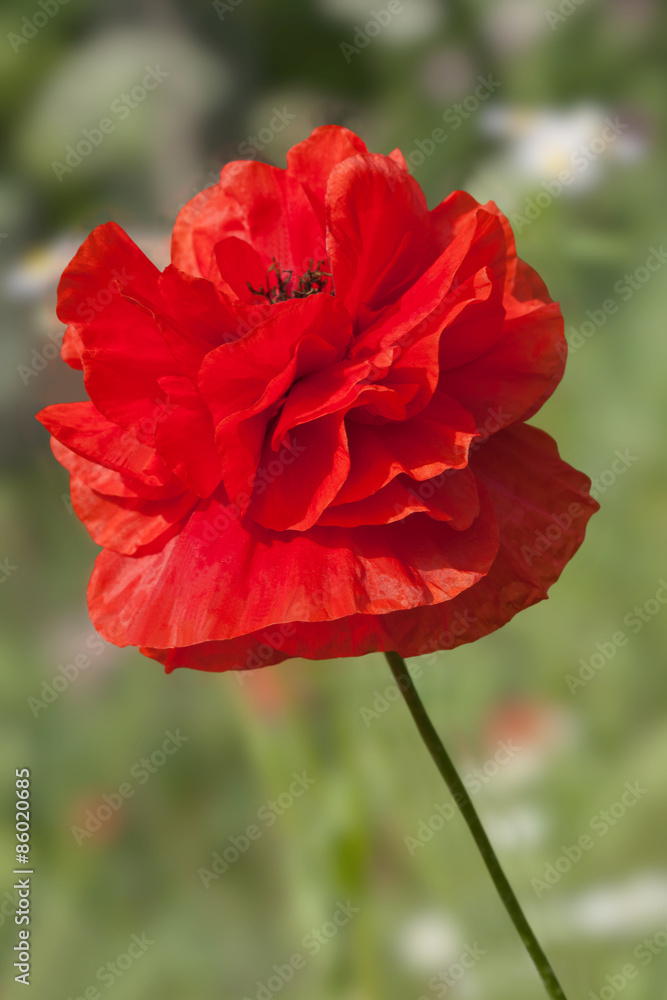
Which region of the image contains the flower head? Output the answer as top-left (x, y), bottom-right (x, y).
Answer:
top-left (38, 125), bottom-right (597, 672)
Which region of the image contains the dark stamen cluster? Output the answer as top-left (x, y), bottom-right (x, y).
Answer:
top-left (247, 258), bottom-right (333, 303)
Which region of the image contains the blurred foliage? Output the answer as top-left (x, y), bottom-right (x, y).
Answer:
top-left (2, 0), bottom-right (667, 998)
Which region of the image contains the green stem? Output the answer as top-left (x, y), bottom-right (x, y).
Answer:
top-left (385, 651), bottom-right (568, 1000)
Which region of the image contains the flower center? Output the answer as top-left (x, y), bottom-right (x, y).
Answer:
top-left (247, 257), bottom-right (333, 303)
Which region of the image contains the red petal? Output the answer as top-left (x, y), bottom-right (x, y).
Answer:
top-left (198, 294), bottom-right (352, 508)
top-left (56, 223), bottom-right (183, 445)
top-left (87, 490), bottom-right (498, 649)
top-left (430, 190), bottom-right (481, 248)
top-left (142, 423), bottom-right (596, 672)
top-left (432, 192), bottom-right (553, 305)
top-left (172, 160), bottom-right (323, 284)
top-left (286, 125), bottom-right (369, 229)
top-left (213, 237), bottom-right (267, 303)
top-left (154, 376), bottom-right (223, 498)
top-left (325, 153), bottom-right (439, 326)
top-left (57, 221), bottom-right (162, 324)
top-left (269, 344), bottom-right (400, 446)
top-left (319, 466), bottom-right (479, 529)
top-left (439, 301), bottom-right (565, 432)
top-left (387, 147), bottom-right (409, 171)
top-left (60, 323), bottom-right (85, 369)
top-left (37, 402), bottom-right (180, 490)
top-left (50, 440), bottom-right (175, 501)
top-left (248, 413), bottom-right (350, 532)
top-left (354, 266), bottom-right (505, 418)
top-left (156, 266), bottom-right (245, 378)
top-left (82, 340), bottom-right (180, 447)
top-left (335, 390), bottom-right (478, 505)
top-left (70, 478), bottom-right (197, 555)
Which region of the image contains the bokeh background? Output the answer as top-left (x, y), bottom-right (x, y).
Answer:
top-left (2, 1), bottom-right (667, 997)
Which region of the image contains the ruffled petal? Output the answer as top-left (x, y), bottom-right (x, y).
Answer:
top-left (155, 266), bottom-right (245, 378)
top-left (142, 423), bottom-right (596, 672)
top-left (213, 237), bottom-right (267, 303)
top-left (50, 440), bottom-right (177, 501)
top-left (318, 466), bottom-right (479, 529)
top-left (55, 223), bottom-right (183, 445)
top-left (198, 294), bottom-right (352, 508)
top-left (70, 478), bottom-right (198, 555)
top-left (325, 153), bottom-right (440, 327)
top-left (87, 488), bottom-right (498, 649)
top-left (248, 413), bottom-right (350, 532)
top-left (335, 390), bottom-right (479, 505)
top-left (286, 124), bottom-right (369, 229)
top-left (353, 265), bottom-right (505, 418)
top-left (36, 402), bottom-right (180, 491)
top-left (439, 301), bottom-right (565, 431)
top-left (432, 192), bottom-right (552, 305)
top-left (153, 376), bottom-right (223, 498)
top-left (56, 221), bottom-right (162, 324)
top-left (172, 160), bottom-right (324, 284)
top-left (60, 323), bottom-right (85, 369)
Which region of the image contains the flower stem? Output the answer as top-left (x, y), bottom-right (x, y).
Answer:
top-left (385, 651), bottom-right (568, 1000)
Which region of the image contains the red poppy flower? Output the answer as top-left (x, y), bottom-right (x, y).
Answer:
top-left (37, 125), bottom-right (597, 673)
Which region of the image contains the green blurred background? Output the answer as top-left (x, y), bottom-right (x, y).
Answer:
top-left (1, 1), bottom-right (667, 997)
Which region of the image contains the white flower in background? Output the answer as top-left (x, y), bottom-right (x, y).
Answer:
top-left (480, 103), bottom-right (645, 192)
top-left (5, 231), bottom-right (170, 303)
top-left (569, 873), bottom-right (667, 936)
top-left (482, 806), bottom-right (549, 851)
top-left (396, 911), bottom-right (462, 973)
top-left (4, 238), bottom-right (79, 301)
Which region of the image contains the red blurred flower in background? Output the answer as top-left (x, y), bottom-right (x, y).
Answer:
top-left (37, 125), bottom-right (597, 673)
